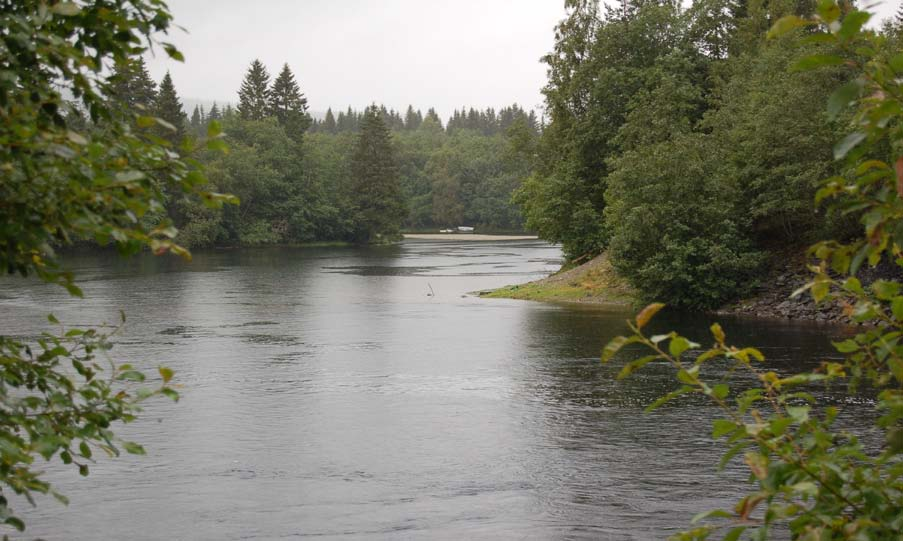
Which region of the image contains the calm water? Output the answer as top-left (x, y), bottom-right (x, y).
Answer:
top-left (0, 240), bottom-right (862, 540)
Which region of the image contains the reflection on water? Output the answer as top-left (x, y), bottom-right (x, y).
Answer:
top-left (0, 241), bottom-right (859, 540)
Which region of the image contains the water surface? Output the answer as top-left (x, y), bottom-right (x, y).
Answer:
top-left (0, 241), bottom-right (859, 540)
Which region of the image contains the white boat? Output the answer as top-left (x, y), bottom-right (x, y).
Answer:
top-left (457, 226), bottom-right (474, 233)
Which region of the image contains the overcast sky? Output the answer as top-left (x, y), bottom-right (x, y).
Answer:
top-left (145, 0), bottom-right (566, 119)
top-left (145, 0), bottom-right (901, 119)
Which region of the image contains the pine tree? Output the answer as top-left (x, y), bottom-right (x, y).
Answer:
top-left (237, 59), bottom-right (271, 121)
top-left (349, 105), bottom-right (406, 242)
top-left (404, 105), bottom-right (422, 130)
top-left (190, 105), bottom-right (202, 135)
top-left (268, 63), bottom-right (311, 139)
top-left (154, 71), bottom-right (186, 144)
top-left (208, 102), bottom-right (221, 122)
top-left (425, 107), bottom-right (442, 129)
top-left (109, 57), bottom-right (157, 112)
top-left (323, 108), bottom-right (337, 133)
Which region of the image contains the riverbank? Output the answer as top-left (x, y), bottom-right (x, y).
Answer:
top-left (480, 250), bottom-right (855, 323)
top-left (479, 253), bottom-right (636, 305)
top-left (404, 233), bottom-right (539, 241)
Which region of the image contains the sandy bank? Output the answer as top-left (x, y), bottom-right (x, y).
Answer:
top-left (404, 234), bottom-right (539, 241)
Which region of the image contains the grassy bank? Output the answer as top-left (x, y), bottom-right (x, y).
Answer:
top-left (480, 253), bottom-right (636, 306)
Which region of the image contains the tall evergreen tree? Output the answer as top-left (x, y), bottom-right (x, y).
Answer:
top-left (208, 102), bottom-right (221, 122)
top-left (237, 59), bottom-right (271, 121)
top-left (404, 105), bottom-right (422, 130)
top-left (154, 71), bottom-right (186, 144)
top-left (323, 108), bottom-right (337, 133)
top-left (349, 106), bottom-right (406, 242)
top-left (190, 105), bottom-right (202, 135)
top-left (109, 57), bottom-right (157, 112)
top-left (268, 63), bottom-right (311, 140)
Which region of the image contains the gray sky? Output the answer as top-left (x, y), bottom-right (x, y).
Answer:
top-left (146, 0), bottom-right (901, 119)
top-left (145, 0), bottom-right (566, 119)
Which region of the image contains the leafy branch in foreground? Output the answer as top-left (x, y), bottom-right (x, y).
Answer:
top-left (1, 0), bottom-right (236, 534)
top-left (0, 314), bottom-right (179, 531)
top-left (604, 3), bottom-right (903, 539)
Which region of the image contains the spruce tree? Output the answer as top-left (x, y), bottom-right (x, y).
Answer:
top-left (268, 63), bottom-right (311, 140)
top-left (190, 105), bottom-right (202, 134)
top-left (154, 71), bottom-right (186, 144)
top-left (349, 105), bottom-right (406, 242)
top-left (237, 59), bottom-right (271, 121)
top-left (109, 57), bottom-right (157, 112)
top-left (323, 108), bottom-right (337, 133)
top-left (208, 102), bottom-right (221, 122)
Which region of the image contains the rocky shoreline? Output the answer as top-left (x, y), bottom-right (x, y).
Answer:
top-left (715, 265), bottom-right (850, 324)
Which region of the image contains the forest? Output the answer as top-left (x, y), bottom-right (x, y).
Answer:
top-left (517, 0), bottom-right (903, 309)
top-left (100, 0), bottom-right (903, 311)
top-left (102, 57), bottom-right (540, 247)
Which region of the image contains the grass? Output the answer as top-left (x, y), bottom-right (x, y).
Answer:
top-left (480, 253), bottom-right (636, 306)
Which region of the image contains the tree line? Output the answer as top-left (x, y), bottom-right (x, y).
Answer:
top-left (516, 0), bottom-right (903, 309)
top-left (103, 58), bottom-right (539, 247)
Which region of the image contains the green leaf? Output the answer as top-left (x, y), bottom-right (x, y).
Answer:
top-left (669, 336), bottom-right (696, 358)
top-left (206, 120), bottom-right (222, 137)
top-left (5, 516), bottom-right (24, 532)
top-left (792, 54), bottom-right (845, 72)
top-left (827, 80), bottom-right (861, 120)
top-left (834, 132), bottom-right (866, 160)
top-left (122, 441), bottom-right (146, 455)
top-left (158, 366), bottom-right (174, 383)
top-left (891, 297), bottom-right (903, 321)
top-left (691, 509), bottom-right (732, 524)
top-left (712, 419), bottom-right (737, 438)
top-left (47, 313), bottom-right (59, 324)
top-left (832, 339), bottom-right (859, 353)
top-left (890, 52), bottom-right (903, 74)
top-left (645, 385), bottom-right (694, 412)
top-left (616, 355), bottom-right (659, 380)
top-left (723, 526), bottom-right (748, 541)
top-left (837, 10), bottom-right (870, 39)
top-left (711, 383), bottom-right (729, 400)
top-left (602, 335), bottom-right (636, 363)
top-left (117, 370), bottom-right (146, 382)
top-left (767, 15), bottom-right (809, 38)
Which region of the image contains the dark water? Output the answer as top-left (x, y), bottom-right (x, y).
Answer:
top-left (0, 241), bottom-right (863, 540)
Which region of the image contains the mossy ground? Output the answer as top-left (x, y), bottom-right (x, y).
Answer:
top-left (480, 253), bottom-right (636, 306)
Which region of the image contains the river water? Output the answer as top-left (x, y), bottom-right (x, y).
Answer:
top-left (0, 240), bottom-right (861, 540)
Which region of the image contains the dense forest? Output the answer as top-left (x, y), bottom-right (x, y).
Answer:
top-left (75, 0), bottom-right (903, 312)
top-left (102, 58), bottom-right (539, 248)
top-left (516, 0), bottom-right (903, 309)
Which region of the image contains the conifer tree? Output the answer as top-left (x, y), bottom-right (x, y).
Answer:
top-left (109, 57), bottom-right (157, 112)
top-left (323, 108), bottom-right (337, 133)
top-left (425, 108), bottom-right (442, 129)
top-left (237, 59), bottom-right (271, 121)
top-left (154, 71), bottom-right (186, 144)
top-left (404, 105), bottom-right (422, 130)
top-left (208, 102), bottom-right (221, 122)
top-left (190, 105), bottom-right (202, 134)
top-left (349, 105), bottom-right (405, 242)
top-left (268, 63), bottom-right (311, 140)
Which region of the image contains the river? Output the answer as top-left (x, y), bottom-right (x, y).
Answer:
top-left (0, 240), bottom-right (859, 540)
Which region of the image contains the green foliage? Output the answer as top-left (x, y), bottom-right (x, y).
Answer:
top-left (237, 59), bottom-right (271, 121)
top-left (605, 4), bottom-right (903, 538)
top-left (0, 0), bottom-right (234, 532)
top-left (268, 63), bottom-right (311, 141)
top-left (154, 71), bottom-right (186, 145)
top-left (349, 106), bottom-right (406, 243)
top-left (605, 134), bottom-right (763, 309)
